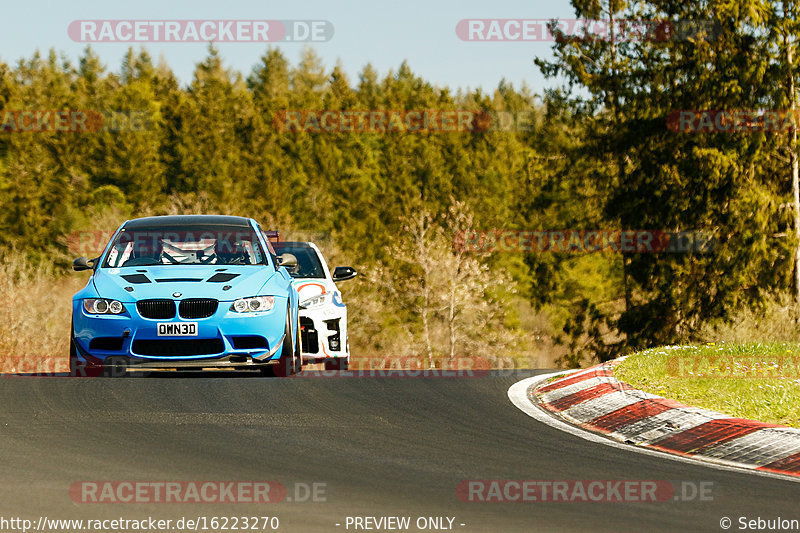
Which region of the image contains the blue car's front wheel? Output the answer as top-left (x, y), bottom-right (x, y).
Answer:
top-left (261, 310), bottom-right (301, 377)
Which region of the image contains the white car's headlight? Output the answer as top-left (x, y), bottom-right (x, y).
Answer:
top-left (300, 293), bottom-right (329, 309)
top-left (83, 298), bottom-right (125, 315)
top-left (231, 296), bottom-right (275, 313)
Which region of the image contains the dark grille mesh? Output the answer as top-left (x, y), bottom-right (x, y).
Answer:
top-left (179, 298), bottom-right (218, 319)
top-left (232, 336), bottom-right (268, 349)
top-left (132, 339), bottom-right (224, 357)
top-left (136, 299), bottom-right (176, 319)
top-left (89, 337), bottom-right (124, 351)
top-left (300, 317), bottom-right (318, 354)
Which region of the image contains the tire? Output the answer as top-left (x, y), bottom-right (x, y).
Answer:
top-left (293, 315), bottom-right (303, 374)
top-left (262, 311), bottom-right (299, 377)
top-left (324, 358), bottom-right (349, 371)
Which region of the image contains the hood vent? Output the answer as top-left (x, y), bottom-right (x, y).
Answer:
top-left (207, 272), bottom-right (240, 283)
top-left (121, 274), bottom-right (151, 284)
top-left (155, 278), bottom-right (203, 282)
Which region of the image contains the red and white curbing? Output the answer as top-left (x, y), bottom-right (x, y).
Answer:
top-left (530, 360), bottom-right (800, 478)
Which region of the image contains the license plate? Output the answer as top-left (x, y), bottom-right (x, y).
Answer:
top-left (157, 322), bottom-right (198, 336)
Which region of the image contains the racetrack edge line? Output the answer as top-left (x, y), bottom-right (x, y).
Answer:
top-left (507, 372), bottom-right (800, 483)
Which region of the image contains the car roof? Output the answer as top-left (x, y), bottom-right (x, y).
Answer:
top-left (123, 215), bottom-right (253, 229)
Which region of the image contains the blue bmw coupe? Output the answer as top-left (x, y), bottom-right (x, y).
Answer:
top-left (70, 215), bottom-right (301, 377)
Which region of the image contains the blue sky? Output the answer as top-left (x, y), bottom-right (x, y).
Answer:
top-left (3, 0), bottom-right (576, 94)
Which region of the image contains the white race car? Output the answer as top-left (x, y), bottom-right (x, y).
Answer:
top-left (271, 241), bottom-right (356, 370)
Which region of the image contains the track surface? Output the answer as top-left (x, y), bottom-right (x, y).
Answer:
top-left (0, 370), bottom-right (798, 532)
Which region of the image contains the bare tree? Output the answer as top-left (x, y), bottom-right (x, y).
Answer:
top-left (379, 200), bottom-right (513, 367)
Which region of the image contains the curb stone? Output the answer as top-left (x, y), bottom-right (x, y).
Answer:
top-left (531, 360), bottom-right (800, 477)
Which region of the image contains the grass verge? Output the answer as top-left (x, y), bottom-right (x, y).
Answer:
top-left (0, 253), bottom-right (87, 372)
top-left (614, 343), bottom-right (800, 428)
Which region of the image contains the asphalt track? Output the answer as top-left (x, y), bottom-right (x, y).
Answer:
top-left (0, 369), bottom-right (798, 532)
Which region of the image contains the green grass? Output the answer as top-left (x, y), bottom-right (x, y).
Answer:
top-left (614, 343), bottom-right (800, 428)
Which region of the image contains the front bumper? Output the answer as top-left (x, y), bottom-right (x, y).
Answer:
top-left (72, 345), bottom-right (283, 371)
top-left (298, 305), bottom-right (349, 362)
top-left (72, 298), bottom-right (287, 367)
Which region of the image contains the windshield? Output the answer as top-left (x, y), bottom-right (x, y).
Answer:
top-left (272, 243), bottom-right (325, 278)
top-left (102, 226), bottom-right (267, 268)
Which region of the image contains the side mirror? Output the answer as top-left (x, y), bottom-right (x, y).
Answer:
top-left (72, 257), bottom-right (94, 271)
top-left (332, 266), bottom-right (357, 282)
top-left (278, 253), bottom-right (298, 268)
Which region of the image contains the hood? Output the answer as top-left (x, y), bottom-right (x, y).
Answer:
top-left (92, 265), bottom-right (277, 302)
top-left (291, 277), bottom-right (341, 304)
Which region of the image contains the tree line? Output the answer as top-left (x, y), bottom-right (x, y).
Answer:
top-left (2, 0), bottom-right (800, 365)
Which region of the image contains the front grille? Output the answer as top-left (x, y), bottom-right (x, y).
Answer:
top-left (300, 317), bottom-right (318, 354)
top-left (232, 336), bottom-right (268, 350)
top-left (132, 339), bottom-right (224, 357)
top-left (179, 298), bottom-right (218, 319)
top-left (89, 337), bottom-right (124, 351)
top-left (137, 299), bottom-right (176, 319)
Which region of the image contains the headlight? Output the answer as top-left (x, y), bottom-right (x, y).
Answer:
top-left (83, 298), bottom-right (125, 315)
top-left (300, 293), bottom-right (329, 309)
top-left (231, 296), bottom-right (275, 313)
